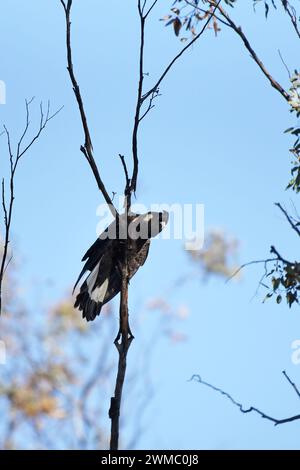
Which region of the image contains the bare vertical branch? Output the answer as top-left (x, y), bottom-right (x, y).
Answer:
top-left (108, 0), bottom-right (157, 448)
top-left (109, 255), bottom-right (133, 450)
top-left (60, 0), bottom-right (118, 217)
top-left (130, 1), bottom-right (146, 195)
top-left (108, 0), bottom-right (161, 448)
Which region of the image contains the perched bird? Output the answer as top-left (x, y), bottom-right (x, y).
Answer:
top-left (74, 211), bottom-right (169, 321)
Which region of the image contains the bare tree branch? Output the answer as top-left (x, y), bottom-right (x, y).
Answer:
top-left (60, 0), bottom-right (117, 217)
top-left (226, 257), bottom-right (278, 283)
top-left (144, 0), bottom-right (159, 19)
top-left (130, 2), bottom-right (147, 195)
top-left (281, 0), bottom-right (300, 40)
top-left (184, 0), bottom-right (231, 27)
top-left (270, 245), bottom-right (292, 266)
top-left (278, 49), bottom-right (292, 79)
top-left (0, 99), bottom-right (60, 315)
top-left (201, 0), bottom-right (290, 102)
top-left (139, 89), bottom-right (160, 122)
top-left (190, 374), bottom-right (300, 426)
top-left (283, 369), bottom-right (300, 399)
top-left (142, 0), bottom-right (221, 103)
top-left (109, 0), bottom-right (165, 448)
top-left (118, 154), bottom-right (130, 194)
top-left (109, 249), bottom-right (133, 450)
top-left (275, 202), bottom-right (300, 238)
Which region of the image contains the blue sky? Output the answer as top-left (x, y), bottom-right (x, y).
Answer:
top-left (1, 0), bottom-right (300, 449)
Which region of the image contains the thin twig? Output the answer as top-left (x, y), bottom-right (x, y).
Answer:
top-left (275, 202), bottom-right (300, 238)
top-left (144, 0), bottom-right (159, 19)
top-left (139, 89), bottom-right (160, 122)
top-left (118, 154), bottom-right (130, 192)
top-left (226, 257), bottom-right (278, 283)
top-left (282, 370), bottom-right (300, 399)
top-left (184, 0), bottom-right (231, 28)
top-left (142, 0), bottom-right (221, 103)
top-left (189, 374), bottom-right (300, 426)
top-left (130, 1), bottom-right (146, 194)
top-left (278, 49), bottom-right (291, 79)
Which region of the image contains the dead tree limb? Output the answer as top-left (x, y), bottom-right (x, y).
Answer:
top-left (0, 99), bottom-right (61, 315)
top-left (280, 0), bottom-right (300, 40)
top-left (184, 0), bottom-right (290, 102)
top-left (209, 0), bottom-right (290, 101)
top-left (109, 253), bottom-right (133, 450)
top-left (107, 0), bottom-right (148, 441)
top-left (190, 371), bottom-right (300, 426)
top-left (60, 0), bottom-right (117, 217)
top-left (142, 0), bottom-right (222, 103)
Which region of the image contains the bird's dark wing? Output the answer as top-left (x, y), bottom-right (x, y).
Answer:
top-left (81, 228), bottom-right (109, 262)
top-left (74, 243), bottom-right (115, 321)
top-left (74, 239), bottom-right (150, 321)
top-left (73, 233), bottom-right (111, 293)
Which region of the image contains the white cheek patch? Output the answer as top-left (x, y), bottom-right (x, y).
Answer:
top-left (91, 278), bottom-right (109, 303)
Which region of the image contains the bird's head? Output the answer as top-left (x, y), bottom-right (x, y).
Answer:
top-left (128, 210), bottom-right (169, 240)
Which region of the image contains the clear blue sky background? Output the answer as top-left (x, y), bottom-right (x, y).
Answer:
top-left (1, 0), bottom-right (300, 449)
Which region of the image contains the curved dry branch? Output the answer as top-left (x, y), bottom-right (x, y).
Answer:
top-left (190, 372), bottom-right (300, 426)
top-left (205, 0), bottom-right (290, 101)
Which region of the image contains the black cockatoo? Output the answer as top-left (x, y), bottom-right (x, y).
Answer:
top-left (74, 211), bottom-right (169, 321)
